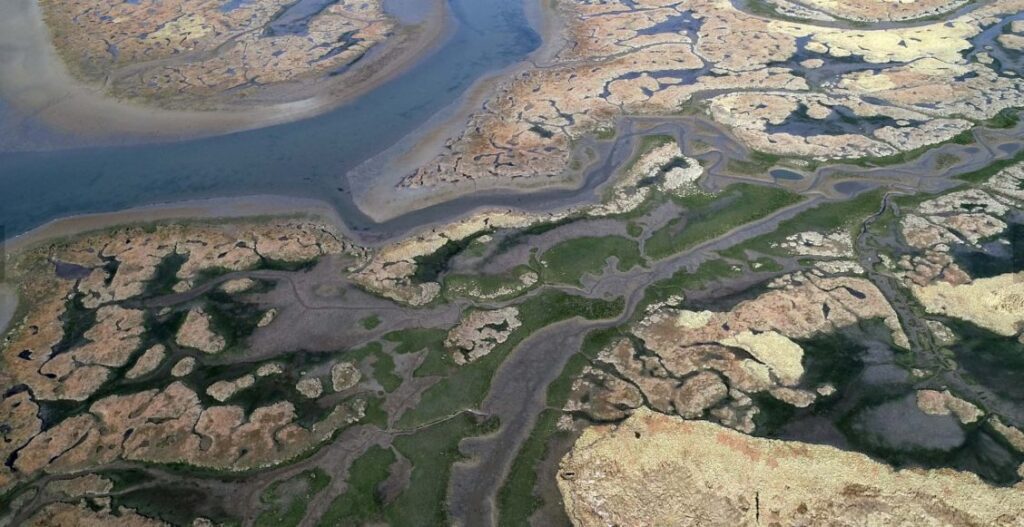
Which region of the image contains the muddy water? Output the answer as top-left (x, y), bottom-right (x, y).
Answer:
top-left (0, 0), bottom-right (541, 238)
top-left (2, 0), bottom-right (1022, 248)
top-left (4, 3), bottom-right (1024, 249)
top-left (6, 0), bottom-right (1021, 249)
top-left (6, 108), bottom-right (1022, 255)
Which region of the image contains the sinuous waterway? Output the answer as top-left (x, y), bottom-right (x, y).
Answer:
top-left (0, 0), bottom-right (540, 239)
top-left (2, 0), bottom-right (1023, 247)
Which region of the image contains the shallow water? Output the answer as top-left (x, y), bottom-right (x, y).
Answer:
top-left (834, 181), bottom-right (871, 195)
top-left (0, 284), bottom-right (16, 336)
top-left (0, 0), bottom-right (540, 239)
top-left (265, 0), bottom-right (343, 36)
top-left (771, 168), bottom-right (804, 181)
top-left (967, 11), bottom-right (1024, 74)
top-left (383, 0), bottom-right (435, 24)
top-left (767, 104), bottom-right (901, 137)
top-left (849, 394), bottom-right (966, 449)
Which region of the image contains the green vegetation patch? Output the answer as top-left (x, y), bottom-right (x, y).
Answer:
top-left (413, 232), bottom-right (490, 283)
top-left (141, 252), bottom-right (188, 297)
top-left (321, 415), bottom-right (497, 525)
top-left (983, 108), bottom-right (1021, 129)
top-left (719, 189), bottom-right (884, 260)
top-left (538, 236), bottom-right (644, 285)
top-left (361, 395), bottom-right (390, 428)
top-left (317, 446), bottom-right (395, 526)
top-left (96, 468), bottom-right (152, 491)
top-left (202, 290), bottom-right (267, 353)
top-left (498, 408), bottom-right (562, 526)
top-left (372, 352), bottom-right (402, 393)
top-left (725, 150), bottom-right (784, 175)
top-left (748, 256), bottom-right (783, 272)
top-left (497, 328), bottom-right (620, 526)
top-left (594, 126), bottom-right (617, 140)
top-left (384, 328), bottom-right (448, 355)
top-left (257, 468), bottom-right (331, 527)
top-left (338, 341), bottom-right (402, 393)
top-left (846, 129), bottom-right (975, 168)
top-left (635, 259), bottom-right (744, 320)
top-left (726, 113), bottom-right (1017, 177)
top-left (740, 0), bottom-right (831, 23)
top-left (360, 314), bottom-right (382, 330)
top-left (518, 290), bottom-right (624, 326)
top-left (115, 485), bottom-right (239, 526)
top-left (645, 183), bottom-right (802, 260)
top-left (398, 291), bottom-right (623, 428)
top-left (933, 153), bottom-right (962, 170)
top-left (621, 134), bottom-right (675, 174)
top-left (443, 265), bottom-right (538, 302)
top-left (388, 415), bottom-right (498, 524)
top-left (192, 351), bottom-right (339, 425)
top-left (956, 148), bottom-right (1024, 184)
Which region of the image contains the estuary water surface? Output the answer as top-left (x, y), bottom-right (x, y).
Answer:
top-left (0, 0), bottom-right (539, 239)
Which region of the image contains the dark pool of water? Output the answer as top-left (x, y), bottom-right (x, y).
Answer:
top-left (765, 103), bottom-right (903, 138)
top-left (999, 143), bottom-right (1022, 156)
top-left (0, 0), bottom-right (540, 240)
top-left (53, 260), bottom-right (93, 280)
top-left (967, 11), bottom-right (1024, 76)
top-left (265, 0), bottom-right (341, 36)
top-left (952, 223), bottom-right (1024, 278)
top-left (834, 181), bottom-right (871, 195)
top-left (951, 320), bottom-right (1024, 403)
top-left (770, 168), bottom-right (804, 181)
top-left (635, 10), bottom-right (702, 39)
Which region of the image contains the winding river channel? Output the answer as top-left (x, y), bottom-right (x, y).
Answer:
top-left (3, 0), bottom-right (1024, 248)
top-left (3, 1), bottom-right (1024, 525)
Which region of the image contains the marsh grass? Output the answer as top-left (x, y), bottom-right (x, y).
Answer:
top-left (397, 291), bottom-right (623, 428)
top-left (538, 236), bottom-right (644, 285)
top-left (645, 183), bottom-right (802, 260)
top-left (316, 446), bottom-right (395, 526)
top-left (719, 189), bottom-right (885, 260)
top-left (497, 328), bottom-right (620, 525)
top-left (321, 415), bottom-right (498, 525)
top-left (256, 468), bottom-right (331, 527)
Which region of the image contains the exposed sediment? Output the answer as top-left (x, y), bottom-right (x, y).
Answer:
top-left (39, 0), bottom-right (394, 108)
top-left (397, 0), bottom-right (1024, 196)
top-left (558, 409), bottom-right (1024, 527)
